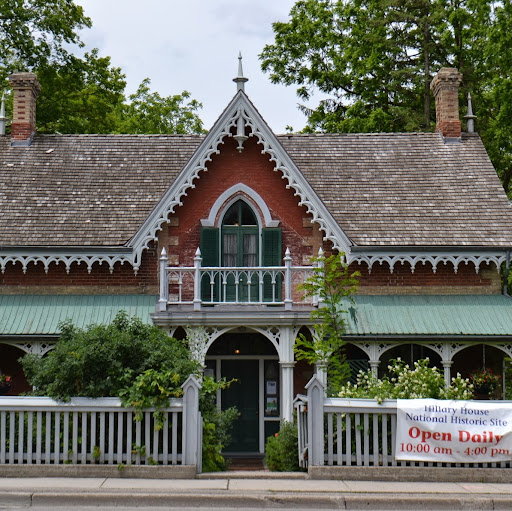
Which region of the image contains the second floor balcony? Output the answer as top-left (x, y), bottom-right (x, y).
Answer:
top-left (157, 247), bottom-right (321, 312)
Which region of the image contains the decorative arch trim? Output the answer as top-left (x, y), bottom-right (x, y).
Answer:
top-left (200, 183), bottom-right (279, 228)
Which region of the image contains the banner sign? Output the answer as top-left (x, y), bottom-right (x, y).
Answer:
top-left (396, 399), bottom-right (512, 463)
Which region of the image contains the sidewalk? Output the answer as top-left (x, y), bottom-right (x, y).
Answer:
top-left (2, 472), bottom-right (512, 509)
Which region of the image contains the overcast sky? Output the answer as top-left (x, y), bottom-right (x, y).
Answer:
top-left (75, 0), bottom-right (312, 133)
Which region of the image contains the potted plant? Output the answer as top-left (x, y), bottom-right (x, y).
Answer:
top-left (0, 374), bottom-right (11, 395)
top-left (470, 368), bottom-right (501, 397)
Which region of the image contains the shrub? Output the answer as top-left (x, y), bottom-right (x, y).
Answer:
top-left (200, 376), bottom-right (239, 472)
top-left (338, 358), bottom-right (474, 403)
top-left (265, 421), bottom-right (300, 471)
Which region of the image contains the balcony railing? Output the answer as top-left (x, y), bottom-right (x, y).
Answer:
top-left (158, 248), bottom-right (322, 311)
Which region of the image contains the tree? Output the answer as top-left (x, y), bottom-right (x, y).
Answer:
top-left (0, 0), bottom-right (91, 78)
top-left (0, 1), bottom-right (204, 135)
top-left (116, 78), bottom-right (205, 135)
top-left (260, 0), bottom-right (493, 134)
top-left (295, 252), bottom-right (360, 395)
top-left (35, 50), bottom-right (126, 134)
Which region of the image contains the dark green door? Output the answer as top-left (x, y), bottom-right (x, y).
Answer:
top-left (222, 360), bottom-right (259, 453)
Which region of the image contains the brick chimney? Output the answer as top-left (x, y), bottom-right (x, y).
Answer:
top-left (8, 72), bottom-right (40, 146)
top-left (430, 67), bottom-right (463, 138)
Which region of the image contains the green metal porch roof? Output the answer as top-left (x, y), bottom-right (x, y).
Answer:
top-left (345, 295), bottom-right (512, 337)
top-left (0, 294), bottom-right (511, 338)
top-left (0, 295), bottom-right (157, 336)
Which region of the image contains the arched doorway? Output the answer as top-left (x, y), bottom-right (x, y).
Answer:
top-left (205, 330), bottom-right (280, 453)
top-left (378, 343), bottom-right (441, 378)
top-left (452, 344), bottom-right (505, 399)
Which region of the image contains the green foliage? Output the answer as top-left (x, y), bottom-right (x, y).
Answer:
top-left (116, 78), bottom-right (205, 135)
top-left (35, 50), bottom-right (126, 134)
top-left (0, 0), bottom-right (91, 74)
top-left (295, 253), bottom-right (360, 395)
top-left (119, 369), bottom-right (184, 429)
top-left (0, 1), bottom-right (205, 135)
top-left (21, 311), bottom-right (199, 402)
top-left (265, 422), bottom-right (300, 471)
top-left (260, 0), bottom-right (512, 197)
top-left (338, 358), bottom-right (474, 403)
top-left (199, 376), bottom-right (239, 472)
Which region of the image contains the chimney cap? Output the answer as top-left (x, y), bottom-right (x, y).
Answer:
top-left (8, 72), bottom-right (41, 93)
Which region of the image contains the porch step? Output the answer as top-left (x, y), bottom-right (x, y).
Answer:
top-left (225, 456), bottom-right (266, 471)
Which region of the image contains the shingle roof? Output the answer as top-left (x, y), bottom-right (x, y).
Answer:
top-left (278, 132), bottom-right (512, 247)
top-left (1, 130), bottom-right (511, 248)
top-left (0, 134), bottom-right (202, 246)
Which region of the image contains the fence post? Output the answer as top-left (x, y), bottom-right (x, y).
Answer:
top-left (305, 374), bottom-right (325, 466)
top-left (158, 248), bottom-right (169, 312)
top-left (193, 248), bottom-right (202, 311)
top-left (182, 375), bottom-right (202, 470)
top-left (284, 248), bottom-right (292, 310)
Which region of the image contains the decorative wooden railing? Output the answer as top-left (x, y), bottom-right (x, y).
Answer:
top-left (0, 376), bottom-right (202, 471)
top-left (158, 247), bottom-right (321, 311)
top-left (295, 376), bottom-right (512, 469)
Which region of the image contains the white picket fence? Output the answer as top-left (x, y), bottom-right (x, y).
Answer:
top-left (0, 376), bottom-right (202, 471)
top-left (296, 376), bottom-right (512, 469)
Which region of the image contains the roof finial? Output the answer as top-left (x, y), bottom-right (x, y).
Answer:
top-left (233, 51), bottom-right (248, 92)
top-left (464, 92), bottom-right (477, 133)
top-left (0, 91), bottom-right (6, 136)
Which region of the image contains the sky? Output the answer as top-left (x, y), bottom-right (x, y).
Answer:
top-left (74, 0), bottom-right (312, 133)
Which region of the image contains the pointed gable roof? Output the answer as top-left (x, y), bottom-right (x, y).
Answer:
top-left (1, 84), bottom-right (512, 273)
top-left (129, 90), bottom-right (354, 264)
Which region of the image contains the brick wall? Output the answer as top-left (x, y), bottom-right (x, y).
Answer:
top-left (0, 245), bottom-right (159, 294)
top-left (162, 136), bottom-right (316, 267)
top-left (354, 261), bottom-right (500, 294)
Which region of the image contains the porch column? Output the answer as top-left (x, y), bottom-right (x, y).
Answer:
top-left (369, 359), bottom-right (380, 378)
top-left (442, 359), bottom-right (453, 387)
top-left (278, 326), bottom-right (297, 422)
top-left (280, 361), bottom-right (295, 422)
top-left (186, 327), bottom-right (210, 368)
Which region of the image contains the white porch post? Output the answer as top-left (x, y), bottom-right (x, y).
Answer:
top-left (369, 359), bottom-right (380, 378)
top-left (283, 248), bottom-right (292, 311)
top-left (280, 362), bottom-right (295, 422)
top-left (186, 327), bottom-right (209, 369)
top-left (158, 248), bottom-right (169, 312)
top-left (193, 248), bottom-right (202, 311)
top-left (279, 326), bottom-right (296, 422)
top-left (442, 359), bottom-right (453, 387)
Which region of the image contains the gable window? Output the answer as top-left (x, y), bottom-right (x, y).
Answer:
top-left (200, 197), bottom-right (282, 303)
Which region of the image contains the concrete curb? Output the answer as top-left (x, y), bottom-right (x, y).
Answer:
top-left (2, 490), bottom-right (512, 509)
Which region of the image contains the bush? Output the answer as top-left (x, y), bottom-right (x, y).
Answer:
top-left (338, 358), bottom-right (474, 403)
top-left (21, 311), bottom-right (199, 402)
top-left (265, 422), bottom-right (300, 471)
top-left (200, 376), bottom-right (238, 472)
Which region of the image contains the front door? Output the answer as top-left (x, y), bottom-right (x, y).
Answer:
top-left (222, 359), bottom-right (259, 453)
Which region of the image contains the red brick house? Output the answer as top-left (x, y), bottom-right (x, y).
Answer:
top-left (1, 64), bottom-right (512, 454)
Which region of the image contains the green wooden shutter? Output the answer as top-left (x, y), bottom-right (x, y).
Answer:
top-left (262, 228), bottom-right (282, 302)
top-left (200, 227), bottom-right (219, 301)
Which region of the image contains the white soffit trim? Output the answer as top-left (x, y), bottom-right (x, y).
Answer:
top-left (347, 250), bottom-right (508, 274)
